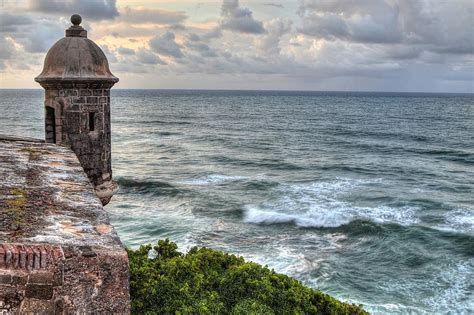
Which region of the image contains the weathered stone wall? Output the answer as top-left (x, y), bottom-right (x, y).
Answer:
top-left (0, 139), bottom-right (130, 314)
top-left (42, 83), bottom-right (112, 188)
top-left (0, 244), bottom-right (129, 313)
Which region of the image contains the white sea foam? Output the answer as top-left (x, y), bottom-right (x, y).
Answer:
top-left (244, 178), bottom-right (420, 228)
top-left (444, 208), bottom-right (474, 232)
top-left (244, 206), bottom-right (351, 228)
top-left (423, 259), bottom-right (474, 313)
top-left (181, 173), bottom-right (247, 185)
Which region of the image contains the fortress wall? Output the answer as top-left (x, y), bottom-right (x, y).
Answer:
top-left (0, 139), bottom-right (130, 314)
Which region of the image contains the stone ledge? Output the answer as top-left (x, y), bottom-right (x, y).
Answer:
top-left (0, 139), bottom-right (130, 314)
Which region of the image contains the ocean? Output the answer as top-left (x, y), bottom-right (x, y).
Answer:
top-left (1, 89), bottom-right (473, 314)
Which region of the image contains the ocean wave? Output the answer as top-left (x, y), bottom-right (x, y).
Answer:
top-left (243, 179), bottom-right (420, 228)
top-left (423, 259), bottom-right (474, 314)
top-left (442, 208), bottom-right (474, 232)
top-left (243, 205), bottom-right (418, 229)
top-left (243, 206), bottom-right (350, 228)
top-left (116, 177), bottom-right (182, 196)
top-left (181, 173), bottom-right (247, 185)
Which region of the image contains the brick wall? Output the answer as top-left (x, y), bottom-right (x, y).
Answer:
top-left (0, 244), bottom-right (129, 314)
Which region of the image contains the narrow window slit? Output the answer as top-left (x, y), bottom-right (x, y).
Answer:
top-left (45, 107), bottom-right (56, 143)
top-left (89, 112), bottom-right (95, 131)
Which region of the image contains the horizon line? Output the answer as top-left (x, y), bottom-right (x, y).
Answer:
top-left (0, 87), bottom-right (474, 95)
top-left (0, 88), bottom-right (472, 95)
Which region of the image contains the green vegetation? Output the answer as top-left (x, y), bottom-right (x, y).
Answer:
top-left (127, 239), bottom-right (368, 314)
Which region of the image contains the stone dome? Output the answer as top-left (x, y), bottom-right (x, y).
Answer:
top-left (35, 15), bottom-right (118, 84)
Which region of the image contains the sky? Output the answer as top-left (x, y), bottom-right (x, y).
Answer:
top-left (0, 0), bottom-right (473, 92)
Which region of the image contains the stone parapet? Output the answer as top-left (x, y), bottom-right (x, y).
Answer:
top-left (0, 139), bottom-right (130, 314)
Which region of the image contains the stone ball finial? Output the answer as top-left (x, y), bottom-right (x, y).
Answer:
top-left (71, 14), bottom-right (82, 26)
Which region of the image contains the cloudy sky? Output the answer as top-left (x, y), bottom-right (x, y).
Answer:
top-left (0, 0), bottom-right (473, 92)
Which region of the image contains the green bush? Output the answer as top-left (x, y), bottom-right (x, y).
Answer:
top-left (127, 239), bottom-right (368, 314)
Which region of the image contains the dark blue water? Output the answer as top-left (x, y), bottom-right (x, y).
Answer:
top-left (1, 89), bottom-right (473, 314)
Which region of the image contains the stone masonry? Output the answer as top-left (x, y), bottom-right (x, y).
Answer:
top-left (0, 138), bottom-right (130, 314)
top-left (38, 85), bottom-right (114, 204)
top-left (35, 14), bottom-right (119, 206)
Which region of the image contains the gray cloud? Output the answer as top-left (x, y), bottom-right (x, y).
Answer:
top-left (117, 47), bottom-right (135, 55)
top-left (298, 0), bottom-right (401, 43)
top-left (0, 12), bottom-right (33, 33)
top-left (149, 32), bottom-right (184, 58)
top-left (298, 0), bottom-right (474, 54)
top-left (120, 7), bottom-right (187, 25)
top-left (221, 0), bottom-right (265, 34)
top-left (0, 36), bottom-right (15, 69)
top-left (262, 3), bottom-right (284, 9)
top-left (28, 0), bottom-right (119, 21)
top-left (258, 18), bottom-right (292, 55)
top-left (0, 0), bottom-right (472, 92)
top-left (0, 12), bottom-right (65, 54)
top-left (22, 20), bottom-right (65, 53)
top-left (136, 50), bottom-right (167, 65)
top-left (186, 41), bottom-right (218, 58)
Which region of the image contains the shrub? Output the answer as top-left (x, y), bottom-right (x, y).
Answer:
top-left (127, 239), bottom-right (368, 314)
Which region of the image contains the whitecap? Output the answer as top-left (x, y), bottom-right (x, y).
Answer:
top-left (181, 173), bottom-right (247, 185)
top-left (444, 208), bottom-right (474, 232)
top-left (243, 178), bottom-right (420, 228)
top-left (423, 259), bottom-right (474, 313)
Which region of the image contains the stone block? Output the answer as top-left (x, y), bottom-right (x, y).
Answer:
top-left (0, 246), bottom-right (5, 268)
top-left (20, 299), bottom-right (55, 313)
top-left (93, 90), bottom-right (102, 96)
top-left (28, 272), bottom-right (54, 284)
top-left (53, 267), bottom-right (63, 286)
top-left (19, 248), bottom-right (27, 269)
top-left (46, 90), bottom-right (59, 98)
top-left (66, 90), bottom-right (78, 96)
top-left (79, 246), bottom-right (97, 258)
top-left (80, 90), bottom-right (92, 96)
top-left (11, 274), bottom-right (27, 286)
top-left (0, 274), bottom-right (11, 285)
top-left (25, 284), bottom-right (53, 300)
top-left (73, 96), bottom-right (86, 103)
top-left (87, 97), bottom-right (98, 104)
top-left (54, 298), bottom-right (64, 314)
top-left (5, 247), bottom-right (12, 268)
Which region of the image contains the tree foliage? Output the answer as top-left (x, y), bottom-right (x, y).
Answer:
top-left (127, 239), bottom-right (368, 314)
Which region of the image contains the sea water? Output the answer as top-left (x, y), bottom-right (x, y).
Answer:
top-left (1, 89), bottom-right (473, 314)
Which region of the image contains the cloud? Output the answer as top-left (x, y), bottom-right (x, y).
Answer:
top-left (262, 3), bottom-right (284, 9)
top-left (117, 47), bottom-right (135, 55)
top-left (0, 36), bottom-right (16, 70)
top-left (297, 0), bottom-right (474, 54)
top-left (257, 18), bottom-right (292, 55)
top-left (0, 0), bottom-right (472, 92)
top-left (0, 12), bottom-right (65, 54)
top-left (186, 41), bottom-right (218, 58)
top-left (298, 0), bottom-right (401, 43)
top-left (120, 7), bottom-right (187, 25)
top-left (221, 0), bottom-right (265, 34)
top-left (149, 32), bottom-right (184, 58)
top-left (21, 19), bottom-right (65, 53)
top-left (0, 12), bottom-right (33, 33)
top-left (136, 50), bottom-right (167, 65)
top-left (28, 0), bottom-right (119, 21)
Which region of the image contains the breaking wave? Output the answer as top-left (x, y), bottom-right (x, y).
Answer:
top-left (243, 179), bottom-right (420, 228)
top-left (181, 173), bottom-right (247, 185)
